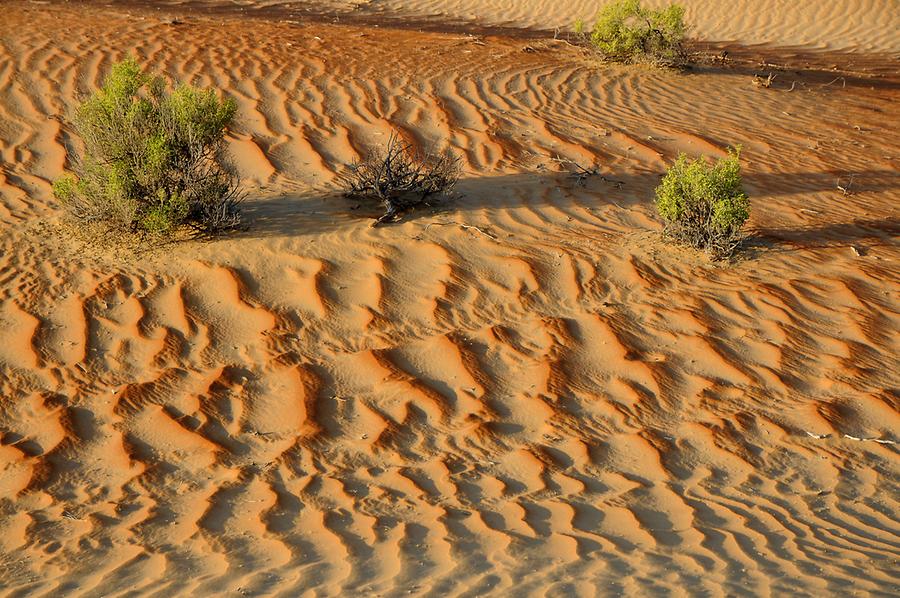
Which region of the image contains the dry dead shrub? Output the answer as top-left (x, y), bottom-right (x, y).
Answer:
top-left (344, 133), bottom-right (461, 225)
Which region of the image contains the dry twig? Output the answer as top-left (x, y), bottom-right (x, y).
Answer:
top-left (553, 156), bottom-right (625, 188)
top-left (424, 221), bottom-right (498, 240)
top-left (836, 174), bottom-right (856, 196)
top-left (821, 76), bottom-right (846, 88)
top-left (753, 73), bottom-right (776, 88)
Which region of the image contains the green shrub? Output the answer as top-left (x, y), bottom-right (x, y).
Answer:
top-left (581, 0), bottom-right (687, 65)
top-left (654, 148), bottom-right (749, 258)
top-left (53, 58), bottom-right (242, 236)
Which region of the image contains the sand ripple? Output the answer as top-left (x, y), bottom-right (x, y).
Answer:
top-left (0, 3), bottom-right (898, 596)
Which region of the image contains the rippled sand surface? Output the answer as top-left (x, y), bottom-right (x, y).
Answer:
top-left (0, 1), bottom-right (898, 596)
top-left (145, 0), bottom-right (900, 50)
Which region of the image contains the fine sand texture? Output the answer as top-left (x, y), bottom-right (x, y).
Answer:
top-left (131, 0), bottom-right (900, 51)
top-left (0, 1), bottom-right (899, 596)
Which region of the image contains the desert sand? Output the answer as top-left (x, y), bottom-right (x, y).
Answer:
top-left (0, 0), bottom-right (898, 596)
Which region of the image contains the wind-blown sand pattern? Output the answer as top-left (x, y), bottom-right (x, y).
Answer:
top-left (0, 1), bottom-right (898, 596)
top-left (135, 0), bottom-right (900, 51)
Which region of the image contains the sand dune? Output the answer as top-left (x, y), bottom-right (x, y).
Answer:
top-left (0, 1), bottom-right (898, 596)
top-left (139, 0), bottom-right (900, 51)
top-left (376, 0), bottom-right (900, 51)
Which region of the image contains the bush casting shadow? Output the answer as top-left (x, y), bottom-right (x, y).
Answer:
top-left (577, 0), bottom-right (688, 67)
top-left (53, 58), bottom-right (243, 237)
top-left (342, 132), bottom-right (462, 226)
top-left (234, 169), bottom-right (898, 259)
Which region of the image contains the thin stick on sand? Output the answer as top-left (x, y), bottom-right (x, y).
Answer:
top-left (424, 221), bottom-right (498, 240)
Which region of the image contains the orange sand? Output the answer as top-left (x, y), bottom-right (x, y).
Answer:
top-left (0, 1), bottom-right (898, 596)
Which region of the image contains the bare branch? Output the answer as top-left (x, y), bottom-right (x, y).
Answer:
top-left (343, 132), bottom-right (461, 226)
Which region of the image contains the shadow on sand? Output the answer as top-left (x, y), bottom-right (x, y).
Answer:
top-left (234, 168), bottom-right (900, 243)
top-left (748, 216), bottom-right (900, 255)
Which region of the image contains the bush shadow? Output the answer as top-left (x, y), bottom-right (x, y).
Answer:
top-left (233, 169), bottom-right (900, 242)
top-left (687, 42), bottom-right (900, 91)
top-left (747, 216), bottom-right (900, 256)
top-left (234, 170), bottom-right (648, 238)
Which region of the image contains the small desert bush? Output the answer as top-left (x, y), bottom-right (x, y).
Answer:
top-left (53, 58), bottom-right (242, 236)
top-left (344, 133), bottom-right (461, 225)
top-left (579, 0), bottom-right (687, 66)
top-left (655, 148), bottom-right (749, 259)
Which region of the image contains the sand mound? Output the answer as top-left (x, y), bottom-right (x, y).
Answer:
top-left (137, 0), bottom-right (900, 51)
top-left (0, 1), bottom-right (898, 596)
top-left (374, 0), bottom-right (900, 51)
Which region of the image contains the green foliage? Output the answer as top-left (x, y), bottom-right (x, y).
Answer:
top-left (581, 0), bottom-right (687, 65)
top-left (654, 148), bottom-right (749, 258)
top-left (574, 18), bottom-right (586, 35)
top-left (51, 175), bottom-right (77, 203)
top-left (53, 57), bottom-right (242, 236)
top-left (141, 190), bottom-right (190, 235)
